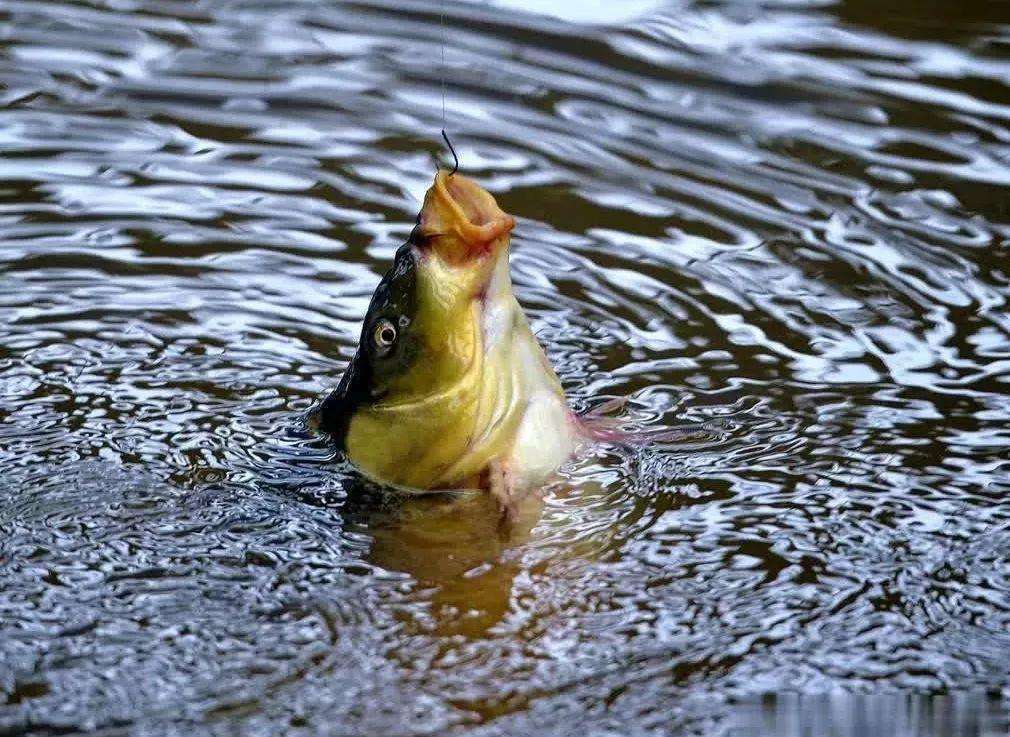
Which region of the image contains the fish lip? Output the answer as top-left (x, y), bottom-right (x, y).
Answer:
top-left (419, 171), bottom-right (515, 264)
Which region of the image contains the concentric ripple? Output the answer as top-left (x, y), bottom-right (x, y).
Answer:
top-left (1, 0), bottom-right (1010, 734)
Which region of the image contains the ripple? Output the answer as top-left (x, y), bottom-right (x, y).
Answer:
top-left (2, 0), bottom-right (1010, 733)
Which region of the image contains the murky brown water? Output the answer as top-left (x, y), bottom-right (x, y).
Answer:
top-left (2, 0), bottom-right (1010, 734)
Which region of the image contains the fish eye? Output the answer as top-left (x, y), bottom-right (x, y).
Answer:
top-left (372, 318), bottom-right (397, 356)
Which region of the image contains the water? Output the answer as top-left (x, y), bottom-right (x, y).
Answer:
top-left (2, 0), bottom-right (1010, 734)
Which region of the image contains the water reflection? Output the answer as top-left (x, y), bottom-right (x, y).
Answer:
top-left (344, 486), bottom-right (542, 638)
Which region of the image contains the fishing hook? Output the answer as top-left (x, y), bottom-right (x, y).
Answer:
top-left (442, 128), bottom-right (459, 176)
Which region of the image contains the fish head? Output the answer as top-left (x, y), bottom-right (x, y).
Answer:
top-left (316, 171), bottom-right (532, 488)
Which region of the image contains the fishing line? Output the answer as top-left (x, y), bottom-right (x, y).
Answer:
top-left (439, 0), bottom-right (458, 175)
top-left (440, 0), bottom-right (446, 128)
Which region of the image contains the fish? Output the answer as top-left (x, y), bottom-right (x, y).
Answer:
top-left (313, 170), bottom-right (586, 516)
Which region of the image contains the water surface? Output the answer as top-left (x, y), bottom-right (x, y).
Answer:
top-left (2, 0), bottom-right (1010, 734)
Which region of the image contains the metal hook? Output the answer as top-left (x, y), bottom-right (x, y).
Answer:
top-left (441, 128), bottom-right (459, 176)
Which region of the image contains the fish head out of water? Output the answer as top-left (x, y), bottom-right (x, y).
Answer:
top-left (316, 172), bottom-right (580, 507)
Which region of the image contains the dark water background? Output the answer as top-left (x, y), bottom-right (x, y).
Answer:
top-left (2, 0), bottom-right (1010, 735)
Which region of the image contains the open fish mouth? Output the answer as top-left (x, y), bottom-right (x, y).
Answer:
top-left (416, 171), bottom-right (516, 265)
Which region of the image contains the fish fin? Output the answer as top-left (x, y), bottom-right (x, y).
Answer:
top-left (486, 459), bottom-right (521, 527)
top-left (576, 397), bottom-right (717, 447)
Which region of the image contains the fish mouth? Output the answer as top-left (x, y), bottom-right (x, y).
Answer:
top-left (418, 171), bottom-right (515, 265)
